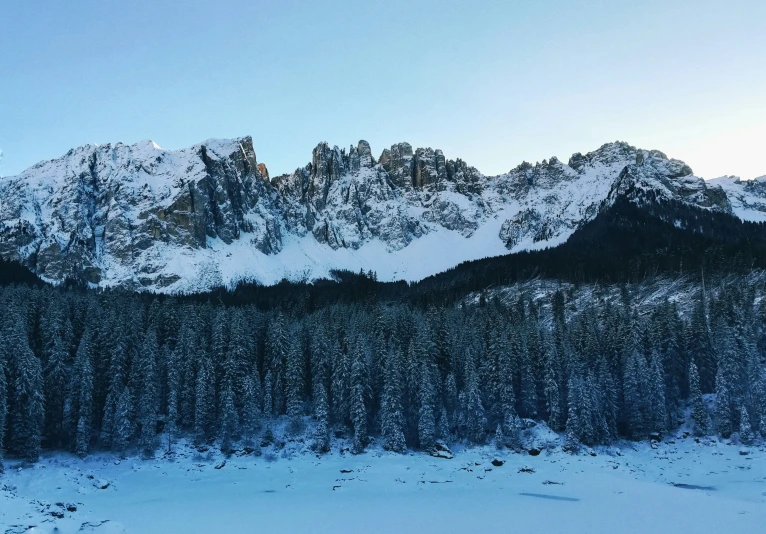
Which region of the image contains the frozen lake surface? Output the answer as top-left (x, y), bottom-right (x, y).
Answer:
top-left (1, 436), bottom-right (764, 533)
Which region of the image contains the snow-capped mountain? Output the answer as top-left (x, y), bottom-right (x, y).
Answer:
top-left (0, 137), bottom-right (762, 292)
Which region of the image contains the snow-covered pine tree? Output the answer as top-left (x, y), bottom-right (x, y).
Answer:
top-left (436, 406), bottom-right (449, 441)
top-left (687, 290), bottom-right (716, 393)
top-left (494, 423), bottom-right (504, 449)
top-left (100, 322), bottom-right (130, 448)
top-left (313, 381), bottom-right (331, 454)
top-left (266, 312), bottom-right (290, 415)
top-left (381, 346), bottom-right (407, 453)
top-left (463, 346), bottom-right (486, 444)
top-left (689, 362), bottom-right (710, 436)
top-left (240, 373), bottom-right (262, 446)
top-left (286, 332), bottom-right (305, 432)
top-left (443, 373), bottom-right (459, 435)
top-left (418, 359), bottom-right (436, 450)
top-left (263, 371), bottom-right (274, 420)
top-left (69, 333), bottom-right (94, 457)
top-left (350, 355), bottom-right (368, 454)
top-left (544, 340), bottom-right (563, 431)
top-left (9, 327), bottom-right (45, 462)
top-left (648, 351), bottom-right (668, 434)
top-left (623, 349), bottom-right (647, 440)
top-left (165, 347), bottom-right (180, 453)
top-left (714, 327), bottom-right (738, 438)
top-left (113, 384), bottom-right (133, 456)
top-left (0, 357), bottom-right (6, 473)
top-left (136, 330), bottom-right (159, 457)
top-left (218, 347), bottom-right (241, 453)
top-left (330, 337), bottom-right (349, 425)
top-left (43, 333), bottom-right (69, 448)
top-left (194, 353), bottom-right (215, 444)
top-left (219, 381), bottom-right (239, 453)
top-left (738, 405), bottom-right (754, 445)
top-left (754, 373), bottom-right (766, 439)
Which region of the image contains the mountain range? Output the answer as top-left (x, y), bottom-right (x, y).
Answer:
top-left (0, 136), bottom-right (764, 292)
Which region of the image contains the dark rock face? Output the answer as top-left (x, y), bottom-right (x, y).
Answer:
top-left (379, 142), bottom-right (414, 189)
top-left (0, 136), bottom-right (280, 289)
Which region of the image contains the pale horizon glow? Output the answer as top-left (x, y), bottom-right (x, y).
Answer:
top-left (2, 0), bottom-right (765, 180)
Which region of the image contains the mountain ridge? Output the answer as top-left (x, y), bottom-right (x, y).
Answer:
top-left (0, 136), bottom-right (763, 292)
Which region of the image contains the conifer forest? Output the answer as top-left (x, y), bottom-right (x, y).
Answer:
top-left (1, 267), bottom-right (764, 468)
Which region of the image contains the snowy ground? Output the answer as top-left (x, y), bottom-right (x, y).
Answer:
top-left (1, 433), bottom-right (764, 533)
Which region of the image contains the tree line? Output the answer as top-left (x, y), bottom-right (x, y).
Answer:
top-left (0, 273), bottom-right (764, 470)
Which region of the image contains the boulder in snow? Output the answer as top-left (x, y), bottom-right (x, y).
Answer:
top-left (429, 442), bottom-right (454, 460)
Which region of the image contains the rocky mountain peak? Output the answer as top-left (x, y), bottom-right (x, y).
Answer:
top-left (1, 135), bottom-right (762, 292)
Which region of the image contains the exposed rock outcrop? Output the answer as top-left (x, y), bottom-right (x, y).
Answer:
top-left (0, 136), bottom-right (757, 292)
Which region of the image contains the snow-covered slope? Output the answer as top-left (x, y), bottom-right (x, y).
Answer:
top-left (0, 138), bottom-right (754, 292)
top-left (709, 175), bottom-right (766, 223)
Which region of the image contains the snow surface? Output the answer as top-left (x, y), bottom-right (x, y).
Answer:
top-left (2, 432), bottom-right (764, 533)
top-left (709, 176), bottom-right (766, 223)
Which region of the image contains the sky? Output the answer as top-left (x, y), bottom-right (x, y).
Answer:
top-left (1, 0), bottom-right (765, 179)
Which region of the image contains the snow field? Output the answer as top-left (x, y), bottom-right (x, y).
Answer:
top-left (1, 433), bottom-right (764, 533)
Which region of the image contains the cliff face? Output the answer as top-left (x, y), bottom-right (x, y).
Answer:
top-left (0, 136), bottom-right (756, 292)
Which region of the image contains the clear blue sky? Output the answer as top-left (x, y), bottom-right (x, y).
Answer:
top-left (2, 0), bottom-right (764, 179)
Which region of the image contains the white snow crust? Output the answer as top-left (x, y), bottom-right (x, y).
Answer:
top-left (1, 426), bottom-right (764, 533)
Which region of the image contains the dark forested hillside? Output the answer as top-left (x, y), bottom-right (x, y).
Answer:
top-left (0, 273), bottom-right (764, 466)
top-left (0, 198), bottom-right (765, 467)
top-left (191, 195), bottom-right (766, 311)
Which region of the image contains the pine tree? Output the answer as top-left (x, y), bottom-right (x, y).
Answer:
top-left (418, 360), bottom-right (436, 450)
top-left (263, 371), bottom-right (274, 420)
top-left (286, 333), bottom-right (304, 432)
top-left (463, 347), bottom-right (486, 444)
top-left (240, 373), bottom-right (262, 446)
top-left (687, 290), bottom-right (716, 393)
top-left (0, 358), bottom-right (6, 473)
top-left (313, 381), bottom-right (331, 454)
top-left (444, 373), bottom-right (459, 434)
top-left (494, 423), bottom-right (504, 449)
top-left (648, 351), bottom-right (668, 433)
top-left (100, 322), bottom-right (130, 448)
top-left (350, 355), bottom-right (367, 454)
top-left (43, 334), bottom-right (69, 448)
top-left (136, 330), bottom-right (159, 457)
top-left (266, 312), bottom-right (290, 415)
top-left (436, 406), bottom-right (449, 442)
top-left (165, 347), bottom-right (181, 453)
top-left (69, 334), bottom-right (94, 457)
top-left (219, 382), bottom-right (239, 453)
top-left (689, 362), bottom-right (710, 436)
top-left (623, 350), bottom-right (647, 440)
top-left (10, 336), bottom-right (45, 462)
top-left (544, 344), bottom-right (563, 431)
top-left (739, 405), bottom-right (754, 445)
top-left (113, 384), bottom-right (133, 456)
top-left (714, 327), bottom-right (739, 438)
top-left (330, 338), bottom-right (349, 425)
top-left (381, 347), bottom-right (407, 453)
top-left (194, 354), bottom-right (215, 443)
